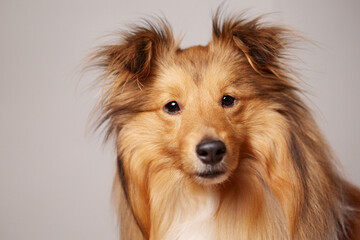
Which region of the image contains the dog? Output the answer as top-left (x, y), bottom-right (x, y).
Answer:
top-left (90, 10), bottom-right (360, 240)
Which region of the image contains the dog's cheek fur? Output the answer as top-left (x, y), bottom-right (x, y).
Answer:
top-left (246, 105), bottom-right (299, 224)
top-left (117, 110), bottom-right (207, 239)
top-left (115, 113), bottom-right (169, 236)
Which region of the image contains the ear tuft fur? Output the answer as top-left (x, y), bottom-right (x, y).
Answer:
top-left (212, 10), bottom-right (293, 75)
top-left (92, 18), bottom-right (175, 82)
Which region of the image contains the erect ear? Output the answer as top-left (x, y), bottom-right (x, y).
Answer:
top-left (212, 14), bottom-right (291, 76)
top-left (93, 20), bottom-right (174, 82)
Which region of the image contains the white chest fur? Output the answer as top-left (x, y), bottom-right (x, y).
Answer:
top-left (163, 190), bottom-right (219, 240)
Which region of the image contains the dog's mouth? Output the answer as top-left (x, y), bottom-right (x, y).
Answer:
top-left (196, 170), bottom-right (225, 179)
top-left (194, 169), bottom-right (229, 185)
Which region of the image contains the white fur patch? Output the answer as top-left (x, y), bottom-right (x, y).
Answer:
top-left (163, 190), bottom-right (219, 240)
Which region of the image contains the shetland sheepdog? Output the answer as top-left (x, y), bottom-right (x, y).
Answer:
top-left (90, 10), bottom-right (360, 240)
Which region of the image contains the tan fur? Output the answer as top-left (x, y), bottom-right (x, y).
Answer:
top-left (90, 10), bottom-right (360, 240)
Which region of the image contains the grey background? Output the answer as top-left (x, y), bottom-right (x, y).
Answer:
top-left (1, 0), bottom-right (359, 239)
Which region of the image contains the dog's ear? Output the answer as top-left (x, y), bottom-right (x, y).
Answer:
top-left (89, 20), bottom-right (175, 140)
top-left (92, 20), bottom-right (174, 82)
top-left (212, 14), bottom-right (291, 76)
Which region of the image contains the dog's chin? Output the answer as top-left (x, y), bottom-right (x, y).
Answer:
top-left (194, 170), bottom-right (229, 185)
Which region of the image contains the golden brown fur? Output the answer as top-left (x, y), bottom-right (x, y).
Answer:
top-left (90, 11), bottom-right (360, 240)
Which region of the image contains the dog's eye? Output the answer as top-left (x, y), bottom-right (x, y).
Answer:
top-left (221, 95), bottom-right (236, 108)
top-left (164, 101), bottom-right (181, 114)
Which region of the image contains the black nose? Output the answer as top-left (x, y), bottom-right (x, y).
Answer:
top-left (196, 140), bottom-right (226, 165)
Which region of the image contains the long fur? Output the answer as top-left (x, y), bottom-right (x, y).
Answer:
top-left (90, 10), bottom-right (360, 240)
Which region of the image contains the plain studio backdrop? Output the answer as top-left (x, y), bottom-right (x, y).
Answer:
top-left (1, 0), bottom-right (359, 239)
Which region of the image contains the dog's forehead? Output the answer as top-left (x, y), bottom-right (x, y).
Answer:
top-left (173, 45), bottom-right (211, 79)
top-left (175, 45), bottom-right (210, 62)
top-left (158, 45), bottom-right (234, 88)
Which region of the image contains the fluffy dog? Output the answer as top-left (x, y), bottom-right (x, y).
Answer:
top-left (91, 11), bottom-right (360, 240)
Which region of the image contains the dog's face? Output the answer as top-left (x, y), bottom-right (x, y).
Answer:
top-left (147, 45), bottom-right (249, 185)
top-left (96, 18), bottom-right (292, 187)
top-left (115, 43), bottom-right (281, 187)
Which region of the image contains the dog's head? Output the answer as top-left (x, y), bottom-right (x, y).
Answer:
top-left (93, 14), bottom-right (298, 187)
